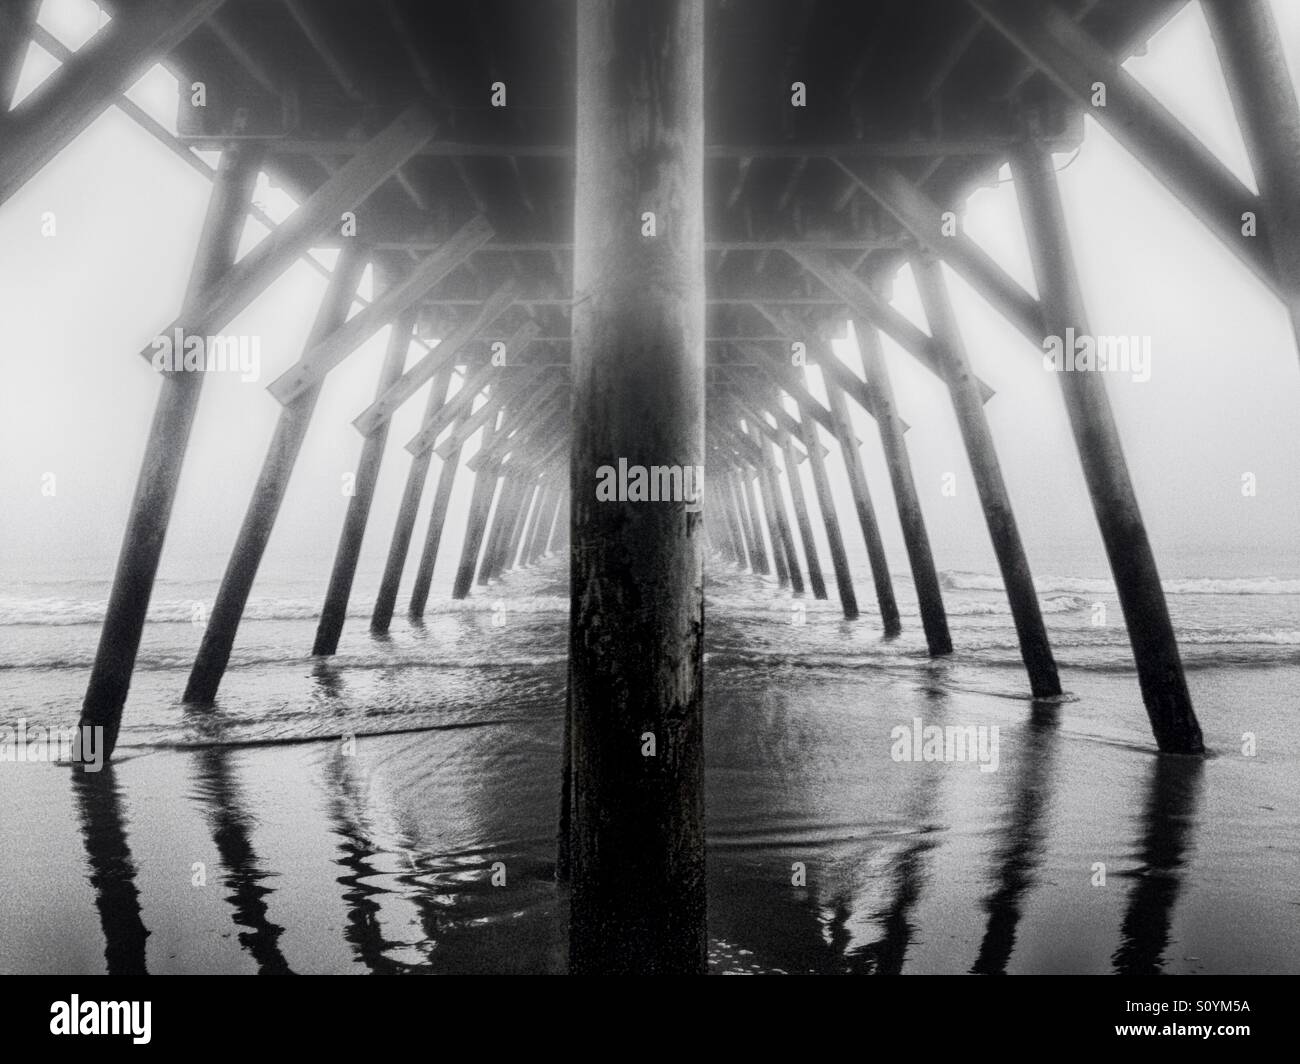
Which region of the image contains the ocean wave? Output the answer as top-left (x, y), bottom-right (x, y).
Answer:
top-left (706, 590), bottom-right (1092, 617)
top-left (0, 593), bottom-right (570, 627)
top-left (940, 571), bottom-right (1300, 596)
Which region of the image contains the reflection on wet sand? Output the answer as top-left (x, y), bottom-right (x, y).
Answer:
top-left (324, 754), bottom-right (424, 973)
top-left (1112, 755), bottom-right (1204, 974)
top-left (65, 684), bottom-right (1208, 975)
top-left (845, 685), bottom-right (952, 975)
top-left (71, 765), bottom-right (149, 974)
top-left (190, 748), bottom-right (293, 974)
top-left (971, 702), bottom-right (1061, 975)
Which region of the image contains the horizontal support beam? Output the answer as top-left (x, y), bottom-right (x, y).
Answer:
top-left (173, 135), bottom-right (1082, 159)
top-left (367, 238), bottom-right (907, 253)
top-left (419, 297), bottom-right (871, 307)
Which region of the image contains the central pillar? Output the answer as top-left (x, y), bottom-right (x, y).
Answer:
top-left (568, 0), bottom-right (706, 975)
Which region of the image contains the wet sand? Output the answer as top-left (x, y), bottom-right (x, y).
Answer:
top-left (3, 631), bottom-right (1296, 974)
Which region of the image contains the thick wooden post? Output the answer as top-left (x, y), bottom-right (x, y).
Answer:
top-left (913, 253), bottom-right (1060, 698)
top-left (823, 369), bottom-right (901, 634)
top-left (313, 307), bottom-right (418, 655)
top-left (499, 475), bottom-right (537, 574)
top-left (750, 458), bottom-right (790, 587)
top-left (550, 493), bottom-right (569, 553)
top-left (407, 421), bottom-right (468, 618)
top-left (750, 430), bottom-right (804, 593)
top-left (778, 432), bottom-right (828, 599)
top-left (185, 247), bottom-right (365, 704)
top-left (723, 470), bottom-right (755, 570)
top-left (524, 484), bottom-right (558, 565)
top-left (739, 469), bottom-right (771, 575)
top-left (1203, 0), bottom-right (1300, 357)
top-left (370, 366), bottom-right (454, 632)
top-left (506, 481), bottom-right (540, 572)
top-left (797, 405), bottom-right (860, 619)
top-left (856, 319), bottom-right (952, 654)
top-left (478, 476), bottom-right (524, 584)
top-left (509, 483), bottom-right (540, 569)
top-left (713, 463), bottom-right (745, 565)
top-left (81, 147), bottom-right (259, 756)
top-left (1012, 142), bottom-right (1202, 751)
top-left (452, 411), bottom-right (503, 600)
top-left (517, 485), bottom-right (543, 567)
top-left (568, 0), bottom-right (706, 974)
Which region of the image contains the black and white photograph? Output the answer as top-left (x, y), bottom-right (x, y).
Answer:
top-left (0, 0), bottom-right (1297, 1034)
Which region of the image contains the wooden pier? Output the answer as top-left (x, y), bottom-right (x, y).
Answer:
top-left (4, 0), bottom-right (1296, 973)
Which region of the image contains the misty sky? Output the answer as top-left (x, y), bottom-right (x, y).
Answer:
top-left (2, 0), bottom-right (1299, 597)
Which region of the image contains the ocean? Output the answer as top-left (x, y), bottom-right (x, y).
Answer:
top-left (2, 549), bottom-right (1298, 974)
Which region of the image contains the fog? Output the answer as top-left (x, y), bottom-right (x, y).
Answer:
top-left (2, 0), bottom-right (1298, 593)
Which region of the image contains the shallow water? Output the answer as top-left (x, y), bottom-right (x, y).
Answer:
top-left (1, 554), bottom-right (1297, 974)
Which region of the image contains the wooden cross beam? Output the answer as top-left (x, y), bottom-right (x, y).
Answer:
top-left (27, 22), bottom-right (456, 381)
top-left (732, 387), bottom-right (825, 460)
top-left (736, 341), bottom-right (853, 441)
top-left (0, 0), bottom-right (38, 114)
top-left (429, 362), bottom-right (547, 460)
top-left (134, 104), bottom-right (437, 365)
top-left (968, 0), bottom-right (1283, 301)
top-left (487, 416), bottom-right (570, 482)
top-left (402, 321), bottom-right (543, 454)
top-left (720, 389), bottom-right (818, 462)
top-left (752, 303), bottom-right (919, 432)
top-left (266, 215), bottom-right (494, 403)
top-left (829, 161), bottom-right (1045, 346)
top-left (352, 278), bottom-right (518, 435)
top-left (465, 384), bottom-right (566, 472)
top-left (788, 248), bottom-right (997, 401)
top-left (0, 0), bottom-right (227, 206)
